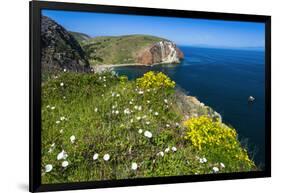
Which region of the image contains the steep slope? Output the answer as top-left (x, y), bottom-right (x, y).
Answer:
top-left (81, 35), bottom-right (184, 66)
top-left (41, 16), bottom-right (90, 73)
top-left (70, 31), bottom-right (92, 45)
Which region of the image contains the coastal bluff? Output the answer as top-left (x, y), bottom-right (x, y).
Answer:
top-left (72, 33), bottom-right (184, 66)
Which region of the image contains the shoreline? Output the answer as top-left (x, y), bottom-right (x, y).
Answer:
top-left (92, 62), bottom-right (178, 72)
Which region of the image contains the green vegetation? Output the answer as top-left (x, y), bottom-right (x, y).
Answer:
top-left (41, 71), bottom-right (256, 184)
top-left (80, 35), bottom-right (165, 65)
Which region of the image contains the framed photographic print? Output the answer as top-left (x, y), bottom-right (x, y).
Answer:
top-left (29, 1), bottom-right (271, 192)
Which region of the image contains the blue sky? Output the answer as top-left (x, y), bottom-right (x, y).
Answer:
top-left (42, 9), bottom-right (265, 48)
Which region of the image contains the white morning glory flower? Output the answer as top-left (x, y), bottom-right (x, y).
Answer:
top-left (45, 164), bottom-right (53, 173)
top-left (147, 100), bottom-right (150, 104)
top-left (138, 90), bottom-right (144, 94)
top-left (164, 99), bottom-right (168, 103)
top-left (93, 153), bottom-right (99, 160)
top-left (171, 146), bottom-right (177, 152)
top-left (46, 105), bottom-right (50, 108)
top-left (136, 116), bottom-right (141, 121)
top-left (131, 162), bottom-right (138, 170)
top-left (63, 68), bottom-right (67, 72)
top-left (146, 121), bottom-right (150, 125)
top-left (199, 157), bottom-right (207, 163)
top-left (166, 124), bottom-right (170, 128)
top-left (175, 122), bottom-right (179, 127)
top-left (144, 131), bottom-right (152, 138)
top-left (124, 108), bottom-right (130, 114)
top-left (116, 94), bottom-right (120, 97)
top-left (220, 162), bottom-right (225, 168)
top-left (103, 154), bottom-right (110, 161)
top-left (60, 82), bottom-right (64, 87)
top-left (57, 150), bottom-right (68, 160)
top-left (94, 108), bottom-right (98, 112)
top-left (59, 129), bottom-right (63, 133)
top-left (115, 110), bottom-right (119, 114)
top-left (55, 120), bottom-right (60, 124)
top-left (51, 106), bottom-right (55, 110)
top-left (138, 129), bottom-right (143, 134)
top-left (154, 112), bottom-right (159, 116)
top-left (62, 161), bottom-right (69, 168)
top-left (164, 147), bottom-right (170, 153)
top-left (157, 151), bottom-right (164, 157)
top-left (70, 135), bottom-right (76, 143)
top-left (212, 167), bottom-right (219, 173)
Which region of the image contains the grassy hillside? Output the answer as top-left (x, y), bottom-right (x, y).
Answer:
top-left (79, 34), bottom-right (166, 65)
top-left (41, 71), bottom-right (256, 184)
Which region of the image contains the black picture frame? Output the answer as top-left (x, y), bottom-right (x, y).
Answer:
top-left (29, 1), bottom-right (271, 192)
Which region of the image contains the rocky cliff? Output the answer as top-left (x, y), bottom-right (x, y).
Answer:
top-left (137, 41), bottom-right (184, 65)
top-left (41, 16), bottom-right (90, 72)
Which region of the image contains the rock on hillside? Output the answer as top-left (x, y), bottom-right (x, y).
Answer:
top-left (137, 40), bottom-right (184, 65)
top-left (41, 16), bottom-right (90, 72)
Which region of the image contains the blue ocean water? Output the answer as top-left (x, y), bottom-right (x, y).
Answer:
top-left (114, 46), bottom-right (265, 168)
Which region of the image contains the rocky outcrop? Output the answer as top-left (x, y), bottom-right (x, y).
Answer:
top-left (41, 16), bottom-right (90, 72)
top-left (174, 89), bottom-right (222, 123)
top-left (137, 41), bottom-right (184, 65)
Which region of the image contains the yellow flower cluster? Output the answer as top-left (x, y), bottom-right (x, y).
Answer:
top-left (136, 71), bottom-right (175, 89)
top-left (184, 116), bottom-right (255, 168)
top-left (184, 116), bottom-right (237, 150)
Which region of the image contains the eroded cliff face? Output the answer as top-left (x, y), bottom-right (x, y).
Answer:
top-left (41, 16), bottom-right (90, 73)
top-left (137, 41), bottom-right (184, 65)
